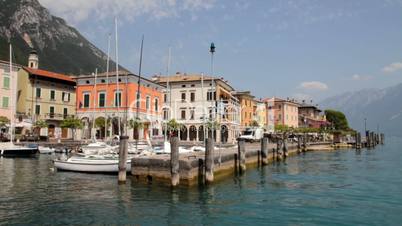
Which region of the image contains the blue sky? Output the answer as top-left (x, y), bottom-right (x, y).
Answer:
top-left (39, 0), bottom-right (402, 101)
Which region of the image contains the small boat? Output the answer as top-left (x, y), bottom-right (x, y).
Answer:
top-left (81, 141), bottom-right (118, 155)
top-left (38, 146), bottom-right (55, 154)
top-left (0, 142), bottom-right (38, 157)
top-left (54, 156), bottom-right (131, 173)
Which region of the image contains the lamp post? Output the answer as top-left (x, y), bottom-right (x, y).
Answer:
top-left (209, 42), bottom-right (215, 142)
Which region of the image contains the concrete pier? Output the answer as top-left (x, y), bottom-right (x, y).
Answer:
top-left (131, 141), bottom-right (331, 186)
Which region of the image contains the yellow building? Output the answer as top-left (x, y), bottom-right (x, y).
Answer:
top-left (255, 100), bottom-right (267, 128)
top-left (234, 91), bottom-right (256, 128)
top-left (17, 50), bottom-right (76, 139)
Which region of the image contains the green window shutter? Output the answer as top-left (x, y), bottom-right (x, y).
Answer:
top-left (3, 77), bottom-right (10, 89)
top-left (2, 96), bottom-right (9, 108)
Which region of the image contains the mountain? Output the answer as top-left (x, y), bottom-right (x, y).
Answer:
top-left (320, 83), bottom-right (402, 137)
top-left (0, 0), bottom-right (116, 75)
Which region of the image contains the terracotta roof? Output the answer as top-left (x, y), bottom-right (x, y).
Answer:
top-left (23, 67), bottom-right (75, 83)
top-left (153, 74), bottom-right (215, 83)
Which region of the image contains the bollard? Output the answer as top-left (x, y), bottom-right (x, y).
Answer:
top-left (261, 135), bottom-right (269, 165)
top-left (170, 137), bottom-right (180, 187)
top-left (276, 138), bottom-right (282, 161)
top-left (283, 135), bottom-right (288, 158)
top-left (297, 135), bottom-right (302, 153)
top-left (118, 135), bottom-right (129, 183)
top-left (205, 138), bottom-right (214, 184)
top-left (238, 138), bottom-right (246, 173)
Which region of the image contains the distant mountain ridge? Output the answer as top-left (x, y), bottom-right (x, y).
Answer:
top-left (320, 83), bottom-right (402, 137)
top-left (0, 0), bottom-right (117, 75)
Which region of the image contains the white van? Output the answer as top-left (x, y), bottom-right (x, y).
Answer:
top-left (240, 128), bottom-right (264, 142)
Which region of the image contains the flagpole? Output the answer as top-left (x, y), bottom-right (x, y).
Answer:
top-left (105, 33), bottom-right (111, 140)
top-left (136, 35), bottom-right (144, 151)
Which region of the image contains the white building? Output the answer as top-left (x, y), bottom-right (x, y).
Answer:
top-left (152, 73), bottom-right (241, 144)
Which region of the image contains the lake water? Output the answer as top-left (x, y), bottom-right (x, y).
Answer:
top-left (1, 138), bottom-right (402, 225)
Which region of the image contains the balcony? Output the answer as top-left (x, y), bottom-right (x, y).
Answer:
top-left (43, 113), bottom-right (73, 120)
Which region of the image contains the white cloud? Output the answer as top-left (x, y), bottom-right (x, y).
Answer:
top-left (299, 81), bottom-right (328, 91)
top-left (351, 74), bottom-right (372, 81)
top-left (38, 0), bottom-right (216, 25)
top-left (382, 62), bottom-right (402, 73)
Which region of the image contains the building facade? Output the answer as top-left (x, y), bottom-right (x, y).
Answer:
top-left (75, 71), bottom-right (164, 141)
top-left (0, 60), bottom-right (19, 123)
top-left (264, 97), bottom-right (300, 129)
top-left (233, 91), bottom-right (256, 129)
top-left (153, 73), bottom-right (241, 144)
top-left (254, 100), bottom-right (267, 128)
top-left (17, 50), bottom-right (76, 139)
top-left (298, 101), bottom-right (328, 129)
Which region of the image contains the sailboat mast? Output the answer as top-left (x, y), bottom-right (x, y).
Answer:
top-left (92, 68), bottom-right (98, 140)
top-left (105, 34), bottom-right (111, 140)
top-left (9, 44), bottom-right (14, 143)
top-left (164, 47), bottom-right (171, 142)
top-left (115, 17), bottom-right (121, 137)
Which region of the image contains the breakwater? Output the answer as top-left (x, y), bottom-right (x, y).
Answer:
top-left (131, 140), bottom-right (332, 186)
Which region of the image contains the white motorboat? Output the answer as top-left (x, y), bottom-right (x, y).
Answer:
top-left (0, 143), bottom-right (38, 157)
top-left (38, 146), bottom-right (55, 154)
top-left (54, 156), bottom-right (131, 173)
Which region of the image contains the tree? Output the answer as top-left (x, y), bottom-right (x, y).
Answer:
top-left (95, 117), bottom-right (110, 129)
top-left (0, 116), bottom-right (10, 127)
top-left (250, 120), bottom-right (259, 128)
top-left (164, 119), bottom-right (182, 137)
top-left (206, 120), bottom-right (220, 130)
top-left (61, 117), bottom-right (83, 140)
top-left (325, 109), bottom-right (349, 131)
top-left (275, 124), bottom-right (292, 132)
top-left (34, 120), bottom-right (48, 128)
top-left (129, 118), bottom-right (144, 130)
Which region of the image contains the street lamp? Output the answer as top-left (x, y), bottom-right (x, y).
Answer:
top-left (209, 42), bottom-right (216, 142)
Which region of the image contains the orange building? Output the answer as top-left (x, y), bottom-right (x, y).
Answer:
top-left (233, 91), bottom-right (256, 128)
top-left (75, 71), bottom-right (164, 140)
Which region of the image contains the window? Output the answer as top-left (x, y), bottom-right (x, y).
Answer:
top-left (181, 109), bottom-right (186, 120)
top-left (163, 109), bottom-right (168, 120)
top-left (164, 94), bottom-right (167, 103)
top-left (62, 92), bottom-right (70, 102)
top-left (98, 92), bottom-right (106, 107)
top-left (181, 93), bottom-right (186, 102)
top-left (207, 91), bottom-right (216, 101)
top-left (146, 96), bottom-right (151, 110)
top-left (35, 105), bottom-right (40, 115)
top-left (2, 96), bottom-right (9, 108)
top-left (190, 108), bottom-right (195, 120)
top-left (49, 106), bottom-right (55, 118)
top-left (3, 76), bottom-right (10, 89)
top-left (36, 88), bottom-right (41, 98)
top-left (190, 92), bottom-right (195, 102)
top-left (83, 93), bottom-right (90, 108)
top-left (63, 108), bottom-right (68, 118)
top-left (50, 90), bottom-right (55, 100)
top-left (182, 84), bottom-right (186, 88)
top-left (115, 91), bottom-right (122, 107)
top-left (154, 98), bottom-right (159, 112)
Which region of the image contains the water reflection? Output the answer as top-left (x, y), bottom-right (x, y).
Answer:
top-left (1, 138), bottom-right (402, 225)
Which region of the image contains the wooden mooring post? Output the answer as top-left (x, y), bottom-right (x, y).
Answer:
top-left (380, 133), bottom-right (385, 145)
top-left (205, 138), bottom-right (215, 184)
top-left (303, 133), bottom-right (307, 152)
top-left (355, 132), bottom-right (362, 149)
top-left (297, 135), bottom-right (302, 153)
top-left (238, 138), bottom-right (246, 173)
top-left (170, 137), bottom-right (180, 187)
top-left (261, 134), bottom-right (269, 165)
top-left (282, 134), bottom-right (288, 158)
top-left (276, 138), bottom-right (283, 161)
top-left (118, 135), bottom-right (129, 183)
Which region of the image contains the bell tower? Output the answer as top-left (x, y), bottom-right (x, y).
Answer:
top-left (28, 49), bottom-right (38, 69)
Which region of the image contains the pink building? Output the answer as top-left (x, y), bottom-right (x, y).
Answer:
top-left (264, 97), bottom-right (300, 130)
top-left (0, 60), bottom-right (19, 123)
